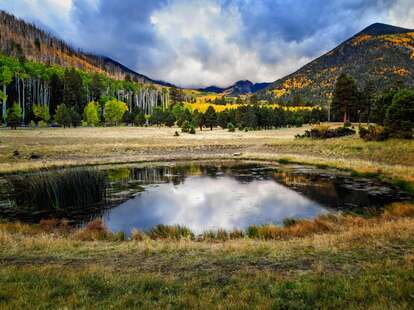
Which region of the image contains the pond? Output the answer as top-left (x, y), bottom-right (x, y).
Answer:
top-left (0, 161), bottom-right (411, 235)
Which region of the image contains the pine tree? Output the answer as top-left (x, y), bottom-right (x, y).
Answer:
top-left (331, 73), bottom-right (359, 122)
top-left (204, 106), bottom-right (217, 130)
top-left (63, 68), bottom-right (85, 113)
top-left (49, 73), bottom-right (63, 114)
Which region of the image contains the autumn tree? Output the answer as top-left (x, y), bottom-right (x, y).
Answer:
top-left (104, 99), bottom-right (128, 126)
top-left (83, 101), bottom-right (100, 126)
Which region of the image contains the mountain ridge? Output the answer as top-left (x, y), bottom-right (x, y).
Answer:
top-left (0, 10), bottom-right (172, 86)
top-left (198, 80), bottom-right (271, 96)
top-left (262, 23), bottom-right (414, 105)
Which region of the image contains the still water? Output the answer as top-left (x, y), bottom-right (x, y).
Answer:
top-left (101, 162), bottom-right (409, 235)
top-left (1, 161), bottom-right (411, 234)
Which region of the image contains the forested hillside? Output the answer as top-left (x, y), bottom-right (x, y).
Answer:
top-left (0, 10), bottom-right (160, 84)
top-left (260, 23), bottom-right (414, 106)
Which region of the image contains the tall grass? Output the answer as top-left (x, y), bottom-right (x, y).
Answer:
top-left (7, 169), bottom-right (107, 211)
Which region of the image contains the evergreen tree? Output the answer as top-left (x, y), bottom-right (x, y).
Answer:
top-left (134, 111), bottom-right (146, 126)
top-left (204, 106), bottom-right (217, 130)
top-left (49, 73), bottom-right (63, 114)
top-left (169, 87), bottom-right (183, 106)
top-left (331, 73), bottom-right (359, 122)
top-left (90, 73), bottom-right (104, 101)
top-left (54, 104), bottom-right (72, 128)
top-left (63, 68), bottom-right (85, 113)
top-left (193, 110), bottom-right (205, 130)
top-left (385, 89), bottom-right (414, 138)
top-left (370, 91), bottom-right (396, 125)
top-left (164, 110), bottom-right (176, 127)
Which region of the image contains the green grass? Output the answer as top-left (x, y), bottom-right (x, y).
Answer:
top-left (0, 264), bottom-right (413, 309)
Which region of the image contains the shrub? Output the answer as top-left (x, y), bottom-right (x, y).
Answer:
top-left (227, 122), bottom-right (235, 132)
top-left (283, 218), bottom-right (298, 227)
top-left (74, 219), bottom-right (113, 241)
top-left (131, 228), bottom-right (145, 241)
top-left (383, 202), bottom-right (414, 218)
top-left (359, 125), bottom-right (389, 141)
top-left (296, 125), bottom-right (355, 139)
top-left (38, 120), bottom-right (47, 128)
top-left (189, 125), bottom-right (196, 134)
top-left (112, 231), bottom-right (127, 241)
top-left (147, 224), bottom-right (194, 240)
top-left (33, 104), bottom-right (51, 124)
top-left (7, 102), bottom-right (22, 129)
top-left (181, 120), bottom-right (191, 133)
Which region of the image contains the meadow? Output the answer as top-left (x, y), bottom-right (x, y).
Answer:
top-left (1, 124), bottom-right (414, 308)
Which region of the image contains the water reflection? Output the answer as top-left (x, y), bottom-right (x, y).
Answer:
top-left (104, 175), bottom-right (329, 234)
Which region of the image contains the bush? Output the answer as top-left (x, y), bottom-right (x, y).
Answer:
top-left (33, 104), bottom-right (51, 125)
top-left (181, 120), bottom-right (191, 133)
top-left (189, 125), bottom-right (196, 134)
top-left (296, 125), bottom-right (355, 139)
top-left (227, 122), bottom-right (235, 132)
top-left (147, 224), bottom-right (194, 240)
top-left (7, 102), bottom-right (22, 129)
top-left (38, 120), bottom-right (47, 128)
top-left (359, 125), bottom-right (389, 141)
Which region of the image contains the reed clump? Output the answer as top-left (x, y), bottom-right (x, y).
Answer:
top-left (147, 224), bottom-right (195, 240)
top-left (7, 169), bottom-right (107, 211)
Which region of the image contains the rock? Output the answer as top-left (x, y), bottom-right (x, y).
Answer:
top-left (233, 152), bottom-right (242, 157)
top-left (13, 150), bottom-right (20, 156)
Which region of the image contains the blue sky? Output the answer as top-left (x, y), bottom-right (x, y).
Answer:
top-left (0, 0), bottom-right (413, 87)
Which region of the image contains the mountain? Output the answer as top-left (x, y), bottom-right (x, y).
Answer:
top-left (198, 80), bottom-right (271, 96)
top-left (0, 10), bottom-right (170, 86)
top-left (263, 23), bottom-right (414, 105)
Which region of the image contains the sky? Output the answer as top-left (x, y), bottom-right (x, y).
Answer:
top-left (0, 0), bottom-right (414, 88)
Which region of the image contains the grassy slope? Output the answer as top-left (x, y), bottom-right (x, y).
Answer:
top-left (0, 216), bottom-right (413, 308)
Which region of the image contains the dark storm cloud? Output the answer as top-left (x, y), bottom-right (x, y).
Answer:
top-left (0, 0), bottom-right (410, 87)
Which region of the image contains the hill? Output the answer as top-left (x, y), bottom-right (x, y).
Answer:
top-left (0, 10), bottom-right (169, 85)
top-left (262, 23), bottom-right (414, 105)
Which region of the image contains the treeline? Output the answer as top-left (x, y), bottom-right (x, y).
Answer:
top-left (331, 73), bottom-right (414, 138)
top-left (147, 104), bottom-right (324, 132)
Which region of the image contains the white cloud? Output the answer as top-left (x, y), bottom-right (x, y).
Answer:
top-left (1, 0), bottom-right (413, 87)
